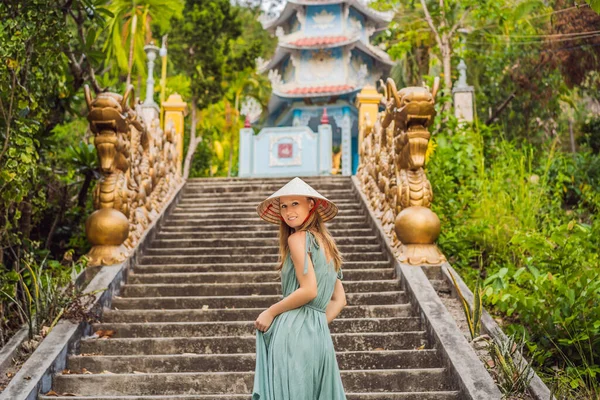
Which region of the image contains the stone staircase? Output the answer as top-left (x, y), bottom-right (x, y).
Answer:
top-left (41, 176), bottom-right (460, 399)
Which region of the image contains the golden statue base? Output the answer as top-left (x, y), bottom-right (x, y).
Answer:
top-left (397, 243), bottom-right (447, 266)
top-left (86, 244), bottom-right (129, 267)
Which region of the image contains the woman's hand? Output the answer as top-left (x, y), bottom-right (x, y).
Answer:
top-left (255, 309), bottom-right (275, 332)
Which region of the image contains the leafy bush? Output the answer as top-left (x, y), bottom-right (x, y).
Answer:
top-left (427, 122), bottom-right (600, 392)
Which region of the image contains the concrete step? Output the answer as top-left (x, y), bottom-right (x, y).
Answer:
top-left (50, 369), bottom-right (452, 395)
top-left (140, 252), bottom-right (388, 265)
top-left (177, 196), bottom-right (359, 206)
top-left (169, 208), bottom-right (364, 219)
top-left (159, 215), bottom-right (367, 227)
top-left (180, 188), bottom-right (355, 198)
top-left (40, 393), bottom-right (461, 400)
top-left (143, 243), bottom-right (382, 256)
top-left (182, 182), bottom-right (354, 193)
top-left (154, 228), bottom-right (374, 240)
top-left (175, 198), bottom-right (358, 208)
top-left (79, 332), bottom-right (429, 355)
top-left (172, 203), bottom-right (364, 212)
top-left (149, 236), bottom-right (379, 248)
top-left (126, 268), bottom-right (395, 285)
top-left (91, 317), bottom-right (423, 338)
top-left (158, 221), bottom-right (369, 232)
top-left (120, 280), bottom-right (401, 297)
top-left (66, 349), bottom-right (441, 373)
top-left (133, 260), bottom-right (392, 273)
top-left (103, 304), bottom-right (413, 323)
top-left (111, 291), bottom-right (404, 309)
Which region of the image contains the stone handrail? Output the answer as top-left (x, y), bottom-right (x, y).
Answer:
top-left (356, 79), bottom-right (446, 265)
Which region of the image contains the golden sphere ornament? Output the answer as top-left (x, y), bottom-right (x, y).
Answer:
top-left (395, 206), bottom-right (441, 244)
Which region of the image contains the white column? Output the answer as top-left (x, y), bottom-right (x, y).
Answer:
top-left (317, 124), bottom-right (332, 175)
top-left (341, 107), bottom-right (352, 176)
top-left (239, 128), bottom-right (254, 177)
top-left (143, 44), bottom-right (159, 108)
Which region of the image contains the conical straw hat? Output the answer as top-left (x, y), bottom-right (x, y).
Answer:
top-left (256, 177), bottom-right (338, 224)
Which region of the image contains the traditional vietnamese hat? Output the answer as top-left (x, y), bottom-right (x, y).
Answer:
top-left (256, 177), bottom-right (339, 224)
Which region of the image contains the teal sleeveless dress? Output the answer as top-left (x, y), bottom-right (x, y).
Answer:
top-left (253, 230), bottom-right (346, 400)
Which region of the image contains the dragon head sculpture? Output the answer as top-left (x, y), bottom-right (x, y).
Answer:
top-left (382, 78), bottom-right (439, 170)
top-left (85, 85), bottom-right (145, 174)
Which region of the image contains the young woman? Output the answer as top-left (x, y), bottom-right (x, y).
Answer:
top-left (252, 177), bottom-right (347, 400)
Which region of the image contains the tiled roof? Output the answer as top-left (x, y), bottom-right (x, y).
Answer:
top-left (288, 35), bottom-right (350, 47)
top-left (284, 84), bottom-right (354, 95)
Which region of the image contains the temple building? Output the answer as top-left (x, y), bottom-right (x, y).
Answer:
top-left (240, 0), bottom-right (392, 177)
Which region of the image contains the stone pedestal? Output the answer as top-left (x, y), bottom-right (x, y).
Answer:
top-left (452, 59), bottom-right (474, 123)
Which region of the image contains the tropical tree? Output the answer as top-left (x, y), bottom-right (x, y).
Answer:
top-left (104, 0), bottom-right (184, 85)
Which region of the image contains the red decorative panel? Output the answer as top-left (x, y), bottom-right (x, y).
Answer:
top-left (278, 143), bottom-right (293, 158)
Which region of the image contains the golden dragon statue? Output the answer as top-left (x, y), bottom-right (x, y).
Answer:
top-left (84, 85), bottom-right (181, 266)
top-left (357, 78), bottom-right (446, 265)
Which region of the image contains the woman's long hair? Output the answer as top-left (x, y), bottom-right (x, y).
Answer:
top-left (276, 197), bottom-right (343, 273)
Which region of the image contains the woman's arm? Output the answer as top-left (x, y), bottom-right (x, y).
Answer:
top-left (325, 278), bottom-right (347, 324)
top-left (255, 231), bottom-right (317, 331)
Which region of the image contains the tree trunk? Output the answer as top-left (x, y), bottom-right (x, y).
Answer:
top-left (569, 118), bottom-right (576, 153)
top-left (45, 185), bottom-right (68, 250)
top-left (182, 99), bottom-right (199, 180)
top-left (126, 12), bottom-right (138, 87)
top-left (77, 171), bottom-right (93, 208)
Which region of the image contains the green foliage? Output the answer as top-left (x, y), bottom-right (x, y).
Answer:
top-left (104, 0), bottom-right (184, 81)
top-left (169, 0), bottom-right (242, 108)
top-left (488, 334), bottom-right (535, 397)
top-left (0, 244), bottom-right (90, 344)
top-left (585, 0), bottom-right (600, 14)
top-left (428, 121), bottom-right (600, 392)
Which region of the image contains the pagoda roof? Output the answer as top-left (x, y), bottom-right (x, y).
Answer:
top-left (258, 37), bottom-right (393, 73)
top-left (274, 83), bottom-right (358, 99)
top-left (281, 34), bottom-right (357, 50)
top-left (262, 0), bottom-right (393, 31)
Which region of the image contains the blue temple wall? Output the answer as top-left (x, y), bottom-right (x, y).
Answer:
top-left (239, 125), bottom-right (332, 177)
top-left (305, 5), bottom-right (343, 35)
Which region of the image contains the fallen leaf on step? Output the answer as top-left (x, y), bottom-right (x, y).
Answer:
top-left (95, 329), bottom-right (115, 339)
top-left (61, 369), bottom-right (71, 375)
top-left (202, 305), bottom-right (209, 310)
top-left (6, 372), bottom-right (13, 378)
top-left (133, 371), bottom-right (144, 374)
top-left (416, 344), bottom-right (426, 350)
top-left (373, 347), bottom-right (384, 351)
top-left (100, 370), bottom-right (114, 374)
top-left (82, 368), bottom-right (92, 375)
top-left (45, 390), bottom-right (59, 396)
top-left (61, 392), bottom-right (78, 396)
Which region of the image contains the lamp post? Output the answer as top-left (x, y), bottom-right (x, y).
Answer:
top-left (143, 42), bottom-right (159, 108)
